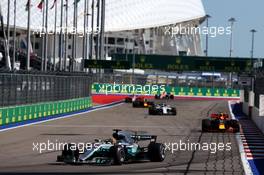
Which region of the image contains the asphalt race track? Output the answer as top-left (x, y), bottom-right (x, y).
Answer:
top-left (0, 100), bottom-right (244, 175)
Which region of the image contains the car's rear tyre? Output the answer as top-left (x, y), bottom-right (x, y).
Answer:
top-left (171, 108), bottom-right (177, 115)
top-left (170, 95), bottom-right (174, 100)
top-left (60, 143), bottom-right (79, 163)
top-left (57, 155), bottom-right (64, 162)
top-left (149, 108), bottom-right (155, 115)
top-left (110, 145), bottom-right (125, 165)
top-left (125, 98), bottom-right (131, 103)
top-left (155, 95), bottom-right (159, 99)
top-left (148, 143), bottom-right (165, 162)
top-left (148, 102), bottom-right (154, 107)
top-left (158, 109), bottom-right (163, 115)
top-left (202, 119), bottom-right (211, 132)
top-left (230, 120), bottom-right (240, 133)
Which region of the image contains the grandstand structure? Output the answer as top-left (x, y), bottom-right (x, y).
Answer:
top-left (1, 0), bottom-right (205, 71)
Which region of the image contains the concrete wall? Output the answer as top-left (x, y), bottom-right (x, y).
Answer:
top-left (242, 102), bottom-right (249, 116)
top-left (242, 102), bottom-right (264, 134)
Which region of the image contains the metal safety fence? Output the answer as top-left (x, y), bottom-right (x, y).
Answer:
top-left (0, 70), bottom-right (241, 107)
top-left (0, 71), bottom-right (92, 107)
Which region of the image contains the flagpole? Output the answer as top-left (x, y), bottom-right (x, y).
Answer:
top-left (59, 0), bottom-right (64, 71)
top-left (44, 0), bottom-right (49, 71)
top-left (82, 0), bottom-right (87, 72)
top-left (26, 0), bottom-right (31, 71)
top-left (53, 0), bottom-right (57, 71)
top-left (96, 0), bottom-right (101, 76)
top-left (75, 1), bottom-right (78, 71)
top-left (64, 0), bottom-right (68, 71)
top-left (90, 0), bottom-right (95, 60)
top-left (71, 0), bottom-right (75, 72)
top-left (6, 0), bottom-right (11, 70)
top-left (86, 0), bottom-right (90, 71)
top-left (96, 0), bottom-right (100, 61)
top-left (100, 0), bottom-right (105, 60)
top-left (71, 0), bottom-right (77, 72)
top-left (41, 1), bottom-right (45, 71)
top-left (12, 0), bottom-right (17, 70)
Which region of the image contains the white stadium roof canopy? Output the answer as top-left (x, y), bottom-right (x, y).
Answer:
top-left (1, 0), bottom-right (205, 32)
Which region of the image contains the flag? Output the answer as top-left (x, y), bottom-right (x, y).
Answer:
top-left (50, 0), bottom-right (57, 9)
top-left (73, 0), bottom-right (81, 5)
top-left (25, 0), bottom-right (31, 11)
top-left (37, 0), bottom-right (44, 9)
top-left (63, 0), bottom-right (68, 7)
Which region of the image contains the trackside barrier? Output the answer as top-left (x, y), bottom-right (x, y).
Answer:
top-left (242, 101), bottom-right (264, 134)
top-left (92, 83), bottom-right (240, 98)
top-left (0, 97), bottom-right (92, 126)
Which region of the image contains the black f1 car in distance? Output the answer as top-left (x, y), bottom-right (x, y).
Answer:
top-left (132, 97), bottom-right (154, 108)
top-left (149, 104), bottom-right (177, 115)
top-left (202, 113), bottom-right (240, 133)
top-left (57, 129), bottom-right (165, 165)
top-left (155, 92), bottom-right (174, 100)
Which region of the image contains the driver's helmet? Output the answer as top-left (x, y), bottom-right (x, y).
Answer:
top-left (112, 133), bottom-right (125, 141)
top-left (219, 113), bottom-right (225, 120)
top-left (112, 133), bottom-right (119, 140)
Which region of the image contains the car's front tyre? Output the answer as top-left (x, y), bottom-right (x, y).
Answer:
top-left (58, 143), bottom-right (80, 163)
top-left (230, 120), bottom-right (240, 133)
top-left (148, 143), bottom-right (165, 162)
top-left (110, 145), bottom-right (126, 165)
top-left (202, 119), bottom-right (211, 132)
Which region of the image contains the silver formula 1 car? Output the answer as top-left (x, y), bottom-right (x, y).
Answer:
top-left (57, 129), bottom-right (165, 165)
top-left (149, 104), bottom-right (177, 115)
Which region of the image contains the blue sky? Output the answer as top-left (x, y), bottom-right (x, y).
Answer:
top-left (201, 0), bottom-right (264, 58)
